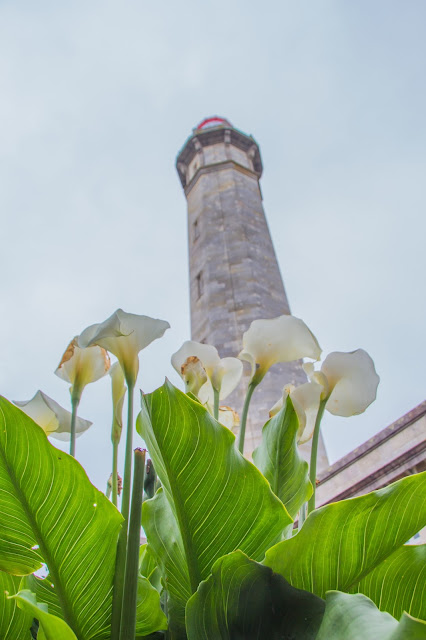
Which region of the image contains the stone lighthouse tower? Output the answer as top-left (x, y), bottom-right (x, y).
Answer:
top-left (176, 116), bottom-right (327, 470)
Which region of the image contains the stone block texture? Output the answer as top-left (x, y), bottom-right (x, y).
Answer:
top-left (176, 121), bottom-right (328, 470)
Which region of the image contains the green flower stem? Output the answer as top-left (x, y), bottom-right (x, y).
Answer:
top-left (237, 381), bottom-right (257, 453)
top-left (213, 388), bottom-right (220, 420)
top-left (111, 381), bottom-right (134, 639)
top-left (120, 448), bottom-right (146, 640)
top-left (112, 442), bottom-right (119, 507)
top-left (121, 382), bottom-right (135, 523)
top-left (164, 593), bottom-right (169, 640)
top-left (307, 398), bottom-right (327, 515)
top-left (69, 393), bottom-right (81, 458)
top-left (110, 521), bottom-right (128, 640)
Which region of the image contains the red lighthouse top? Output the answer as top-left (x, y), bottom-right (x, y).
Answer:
top-left (196, 116), bottom-right (232, 130)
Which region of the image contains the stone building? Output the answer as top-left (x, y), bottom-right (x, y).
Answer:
top-left (176, 116), bottom-right (327, 470)
top-left (175, 116), bottom-right (425, 497)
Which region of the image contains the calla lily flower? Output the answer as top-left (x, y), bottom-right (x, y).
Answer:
top-left (55, 337), bottom-right (110, 400)
top-left (304, 349), bottom-right (380, 417)
top-left (218, 406), bottom-right (240, 432)
top-left (269, 382), bottom-right (323, 444)
top-left (110, 362), bottom-right (126, 445)
top-left (78, 309), bottom-right (170, 387)
top-left (180, 356), bottom-right (208, 396)
top-left (238, 315), bottom-right (321, 385)
top-left (171, 340), bottom-right (243, 400)
top-left (14, 391), bottom-right (92, 441)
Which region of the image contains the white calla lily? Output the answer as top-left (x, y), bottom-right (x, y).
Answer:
top-left (171, 341), bottom-right (243, 399)
top-left (210, 357), bottom-right (244, 398)
top-left (218, 406), bottom-right (240, 432)
top-left (180, 356), bottom-right (208, 396)
top-left (302, 349), bottom-right (379, 514)
top-left (172, 341), bottom-right (219, 380)
top-left (78, 309), bottom-right (170, 387)
top-left (319, 349), bottom-right (380, 417)
top-left (269, 382), bottom-right (322, 444)
top-left (80, 310), bottom-right (169, 518)
top-left (239, 315), bottom-right (321, 385)
top-left (55, 337), bottom-right (110, 400)
top-left (14, 391), bottom-right (92, 441)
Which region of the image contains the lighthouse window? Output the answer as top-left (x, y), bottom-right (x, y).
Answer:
top-left (196, 271), bottom-right (204, 299)
top-left (193, 219), bottom-right (200, 241)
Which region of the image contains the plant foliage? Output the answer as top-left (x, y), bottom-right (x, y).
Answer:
top-left (2, 351), bottom-right (425, 639)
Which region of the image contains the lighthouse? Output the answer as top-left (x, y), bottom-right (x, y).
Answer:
top-left (176, 116), bottom-right (328, 470)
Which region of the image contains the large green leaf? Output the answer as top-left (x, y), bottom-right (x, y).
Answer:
top-left (316, 591), bottom-right (426, 640)
top-left (138, 381), bottom-right (291, 636)
top-left (135, 576), bottom-right (167, 636)
top-left (186, 550), bottom-right (325, 640)
top-left (142, 490), bottom-right (191, 638)
top-left (348, 544), bottom-right (426, 621)
top-left (253, 396), bottom-right (312, 520)
top-left (9, 590), bottom-right (77, 640)
top-left (0, 571), bottom-right (32, 639)
top-left (264, 472), bottom-right (426, 601)
top-left (25, 570), bottom-right (167, 640)
top-left (0, 397), bottom-right (123, 640)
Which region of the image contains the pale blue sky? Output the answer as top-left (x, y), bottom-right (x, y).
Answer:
top-left (1, 1), bottom-right (425, 490)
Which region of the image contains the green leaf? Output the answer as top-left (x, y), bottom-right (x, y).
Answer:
top-left (186, 550), bottom-right (325, 640)
top-left (389, 613), bottom-right (426, 640)
top-left (142, 489), bottom-right (190, 638)
top-left (348, 544), bottom-right (426, 621)
top-left (22, 574), bottom-right (62, 619)
top-left (138, 381), bottom-right (291, 637)
top-left (253, 396), bottom-right (312, 520)
top-left (0, 397), bottom-right (123, 640)
top-left (135, 576), bottom-right (167, 637)
top-left (9, 589), bottom-right (77, 639)
top-left (264, 472), bottom-right (426, 599)
top-left (0, 571), bottom-right (33, 639)
top-left (139, 544), bottom-right (162, 593)
top-left (316, 591), bottom-right (426, 640)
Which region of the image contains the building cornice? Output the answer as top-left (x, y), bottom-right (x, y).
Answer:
top-left (176, 125), bottom-right (262, 188)
top-left (183, 160), bottom-right (260, 196)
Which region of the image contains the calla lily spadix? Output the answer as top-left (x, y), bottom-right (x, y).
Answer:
top-left (55, 337), bottom-right (110, 401)
top-left (269, 381), bottom-right (323, 444)
top-left (238, 315), bottom-right (321, 386)
top-left (14, 391), bottom-right (92, 441)
top-left (303, 348), bottom-right (380, 417)
top-left (79, 309), bottom-right (170, 388)
top-left (171, 340), bottom-right (243, 402)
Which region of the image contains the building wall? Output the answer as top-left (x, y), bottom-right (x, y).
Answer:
top-left (316, 401), bottom-right (426, 506)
